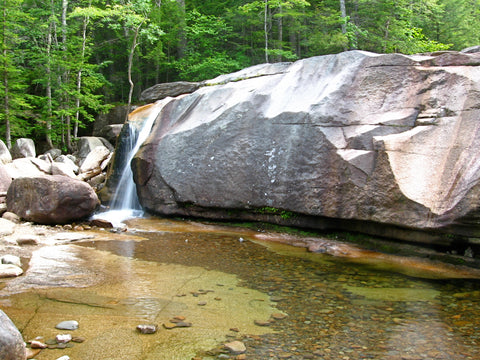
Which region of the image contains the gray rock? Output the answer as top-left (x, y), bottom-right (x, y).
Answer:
top-left (93, 105), bottom-right (129, 136)
top-left (6, 175), bottom-right (100, 224)
top-left (140, 81), bottom-right (201, 103)
top-left (128, 50), bottom-right (480, 243)
top-left (4, 158), bottom-right (47, 179)
top-left (75, 137), bottom-right (114, 166)
top-left (1, 254), bottom-right (21, 267)
top-left (79, 146), bottom-right (111, 174)
top-left (0, 164), bottom-right (12, 193)
top-left (51, 162), bottom-right (77, 178)
top-left (0, 139), bottom-right (12, 164)
top-left (0, 264), bottom-right (23, 277)
top-left (11, 138), bottom-right (35, 159)
top-left (44, 148), bottom-right (62, 159)
top-left (0, 217), bottom-right (15, 235)
top-left (0, 310), bottom-right (26, 360)
top-left (56, 320), bottom-right (79, 330)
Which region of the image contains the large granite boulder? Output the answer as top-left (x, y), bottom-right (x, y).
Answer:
top-left (130, 50), bottom-right (480, 245)
top-left (11, 138), bottom-right (35, 159)
top-left (0, 310), bottom-right (26, 360)
top-left (6, 175), bottom-right (99, 224)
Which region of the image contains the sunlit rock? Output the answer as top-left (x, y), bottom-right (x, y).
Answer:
top-left (0, 310), bottom-right (26, 360)
top-left (11, 138), bottom-right (35, 159)
top-left (6, 175), bottom-right (99, 224)
top-left (128, 50), bottom-right (480, 244)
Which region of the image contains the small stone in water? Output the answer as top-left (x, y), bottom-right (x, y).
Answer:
top-left (55, 320), bottom-right (79, 330)
top-left (56, 356), bottom-right (70, 360)
top-left (56, 334), bottom-right (72, 343)
top-left (271, 312), bottom-right (288, 320)
top-left (224, 340), bottom-right (247, 354)
top-left (175, 321), bottom-right (192, 328)
top-left (30, 340), bottom-right (48, 349)
top-left (254, 320), bottom-right (271, 326)
top-left (198, 301), bottom-right (207, 306)
top-left (71, 336), bottom-right (86, 343)
top-left (136, 324), bottom-right (158, 334)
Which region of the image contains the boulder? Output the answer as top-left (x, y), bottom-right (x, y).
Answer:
top-left (140, 81), bottom-right (201, 103)
top-left (51, 161), bottom-right (77, 178)
top-left (0, 139), bottom-right (12, 164)
top-left (43, 148), bottom-right (62, 160)
top-left (0, 164), bottom-right (12, 193)
top-left (129, 50), bottom-right (480, 245)
top-left (93, 105), bottom-right (129, 136)
top-left (75, 137), bottom-right (114, 166)
top-left (79, 146), bottom-right (111, 174)
top-left (3, 158), bottom-right (48, 179)
top-left (6, 175), bottom-right (100, 224)
top-left (55, 155), bottom-right (79, 173)
top-left (10, 138), bottom-right (35, 159)
top-left (0, 310), bottom-right (26, 360)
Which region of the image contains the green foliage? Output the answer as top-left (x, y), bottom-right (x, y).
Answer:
top-left (0, 0), bottom-right (478, 147)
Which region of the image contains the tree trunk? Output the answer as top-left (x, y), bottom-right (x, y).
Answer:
top-left (264, 0), bottom-right (269, 63)
top-left (126, 23), bottom-right (142, 122)
top-left (45, 20), bottom-right (54, 149)
top-left (277, 4), bottom-right (283, 62)
top-left (2, 5), bottom-right (10, 149)
top-left (176, 0), bottom-right (186, 59)
top-left (73, 11), bottom-right (90, 148)
top-left (340, 0), bottom-right (347, 34)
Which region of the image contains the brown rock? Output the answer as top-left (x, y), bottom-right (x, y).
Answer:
top-left (6, 175), bottom-right (99, 224)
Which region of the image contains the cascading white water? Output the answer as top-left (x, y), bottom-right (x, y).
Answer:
top-left (93, 99), bottom-right (169, 227)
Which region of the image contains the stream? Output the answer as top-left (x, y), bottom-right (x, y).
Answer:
top-left (1, 217), bottom-right (480, 359)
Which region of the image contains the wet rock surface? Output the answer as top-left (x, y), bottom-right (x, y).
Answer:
top-left (1, 217), bottom-right (480, 359)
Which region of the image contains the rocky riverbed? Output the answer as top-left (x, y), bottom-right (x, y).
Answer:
top-left (1, 216), bottom-right (480, 360)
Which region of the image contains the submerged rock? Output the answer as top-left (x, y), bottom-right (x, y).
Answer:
top-left (129, 50), bottom-right (480, 245)
top-left (136, 324), bottom-right (158, 334)
top-left (55, 320), bottom-right (79, 330)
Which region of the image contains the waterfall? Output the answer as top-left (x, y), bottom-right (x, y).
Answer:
top-left (93, 99), bottom-right (169, 227)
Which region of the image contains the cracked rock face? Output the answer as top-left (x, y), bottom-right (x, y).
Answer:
top-left (131, 50), bottom-right (480, 239)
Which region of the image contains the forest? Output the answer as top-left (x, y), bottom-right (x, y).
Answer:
top-left (0, 0), bottom-right (479, 151)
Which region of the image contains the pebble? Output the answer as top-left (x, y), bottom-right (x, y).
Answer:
top-left (198, 301), bottom-right (207, 306)
top-left (55, 320), bottom-right (79, 330)
top-left (254, 320), bottom-right (271, 326)
top-left (271, 313), bottom-right (288, 320)
top-left (56, 334), bottom-right (72, 343)
top-left (224, 340), bottom-right (247, 354)
top-left (56, 356), bottom-right (70, 360)
top-left (30, 340), bottom-right (47, 349)
top-left (136, 324), bottom-right (158, 334)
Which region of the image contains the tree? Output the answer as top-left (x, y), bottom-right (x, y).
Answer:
top-left (239, 0), bottom-right (310, 63)
top-left (0, 0), bottom-right (31, 149)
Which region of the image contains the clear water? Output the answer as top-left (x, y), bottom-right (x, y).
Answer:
top-left (1, 218), bottom-right (480, 359)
